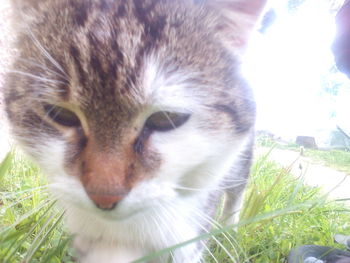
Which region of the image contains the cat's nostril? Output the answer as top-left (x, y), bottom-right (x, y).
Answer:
top-left (96, 201), bottom-right (118, 211)
top-left (88, 192), bottom-right (125, 211)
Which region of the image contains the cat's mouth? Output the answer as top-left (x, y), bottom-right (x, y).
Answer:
top-left (94, 203), bottom-right (149, 221)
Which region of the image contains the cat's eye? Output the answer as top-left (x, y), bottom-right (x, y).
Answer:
top-left (145, 111), bottom-right (190, 132)
top-left (44, 104), bottom-right (81, 127)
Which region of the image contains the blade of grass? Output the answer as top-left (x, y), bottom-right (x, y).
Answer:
top-left (23, 210), bottom-right (65, 262)
top-left (0, 151), bottom-right (13, 185)
top-left (0, 199), bottom-right (53, 237)
top-left (4, 201), bottom-right (57, 262)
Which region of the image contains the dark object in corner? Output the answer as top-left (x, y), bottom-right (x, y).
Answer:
top-left (288, 245), bottom-right (350, 263)
top-left (332, 0), bottom-right (350, 78)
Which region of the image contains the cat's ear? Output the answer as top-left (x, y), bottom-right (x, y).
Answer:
top-left (206, 0), bottom-right (268, 52)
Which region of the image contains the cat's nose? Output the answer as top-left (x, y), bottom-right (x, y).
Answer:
top-left (88, 192), bottom-right (125, 210)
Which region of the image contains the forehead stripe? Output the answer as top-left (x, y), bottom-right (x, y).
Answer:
top-left (69, 44), bottom-right (87, 87)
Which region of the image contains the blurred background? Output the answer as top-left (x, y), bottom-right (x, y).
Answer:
top-left (246, 0), bottom-right (350, 150)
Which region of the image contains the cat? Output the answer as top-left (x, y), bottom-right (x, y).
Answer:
top-left (4, 0), bottom-right (266, 262)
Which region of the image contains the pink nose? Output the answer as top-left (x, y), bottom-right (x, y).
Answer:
top-left (88, 192), bottom-right (125, 210)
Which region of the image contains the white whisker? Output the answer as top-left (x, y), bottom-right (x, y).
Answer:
top-left (8, 70), bottom-right (66, 85)
top-left (171, 176), bottom-right (247, 193)
top-left (17, 57), bottom-right (69, 81)
top-left (189, 205), bottom-right (244, 259)
top-left (150, 207), bottom-right (176, 262)
top-left (27, 29), bottom-right (68, 78)
top-left (200, 239), bottom-right (218, 263)
top-left (162, 110), bottom-right (177, 130)
top-left (165, 202), bottom-right (237, 263)
top-left (188, 214), bottom-right (238, 262)
top-left (156, 202), bottom-right (185, 261)
top-left (172, 182), bottom-right (247, 192)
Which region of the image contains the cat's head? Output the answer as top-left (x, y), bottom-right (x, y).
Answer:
top-left (5, 0), bottom-right (265, 219)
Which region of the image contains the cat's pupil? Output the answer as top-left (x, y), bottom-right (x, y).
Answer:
top-left (145, 111), bottom-right (190, 132)
top-left (44, 104), bottom-right (81, 127)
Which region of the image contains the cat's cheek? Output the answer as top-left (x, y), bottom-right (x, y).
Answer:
top-left (18, 137), bottom-right (67, 177)
top-left (19, 138), bottom-right (97, 210)
top-left (49, 174), bottom-right (94, 210)
top-left (118, 179), bottom-right (177, 211)
top-left (146, 124), bottom-right (252, 197)
top-left (149, 126), bottom-right (235, 179)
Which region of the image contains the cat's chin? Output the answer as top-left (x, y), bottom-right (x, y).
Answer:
top-left (93, 205), bottom-right (149, 222)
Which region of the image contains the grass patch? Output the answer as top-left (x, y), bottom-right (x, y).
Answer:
top-left (0, 150), bottom-right (349, 262)
top-left (304, 149), bottom-right (350, 174)
top-left (0, 151), bottom-right (74, 263)
top-left (257, 135), bottom-right (350, 174)
top-left (236, 153), bottom-right (350, 262)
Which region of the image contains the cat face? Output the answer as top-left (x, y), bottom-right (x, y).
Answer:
top-left (5, 0), bottom-right (264, 221)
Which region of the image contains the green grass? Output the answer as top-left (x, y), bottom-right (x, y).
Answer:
top-left (236, 153), bottom-right (350, 262)
top-left (0, 150), bottom-right (349, 262)
top-left (304, 149), bottom-right (350, 174)
top-left (0, 151), bottom-right (74, 263)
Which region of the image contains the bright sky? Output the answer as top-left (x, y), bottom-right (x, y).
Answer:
top-left (244, 0), bottom-right (350, 143)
